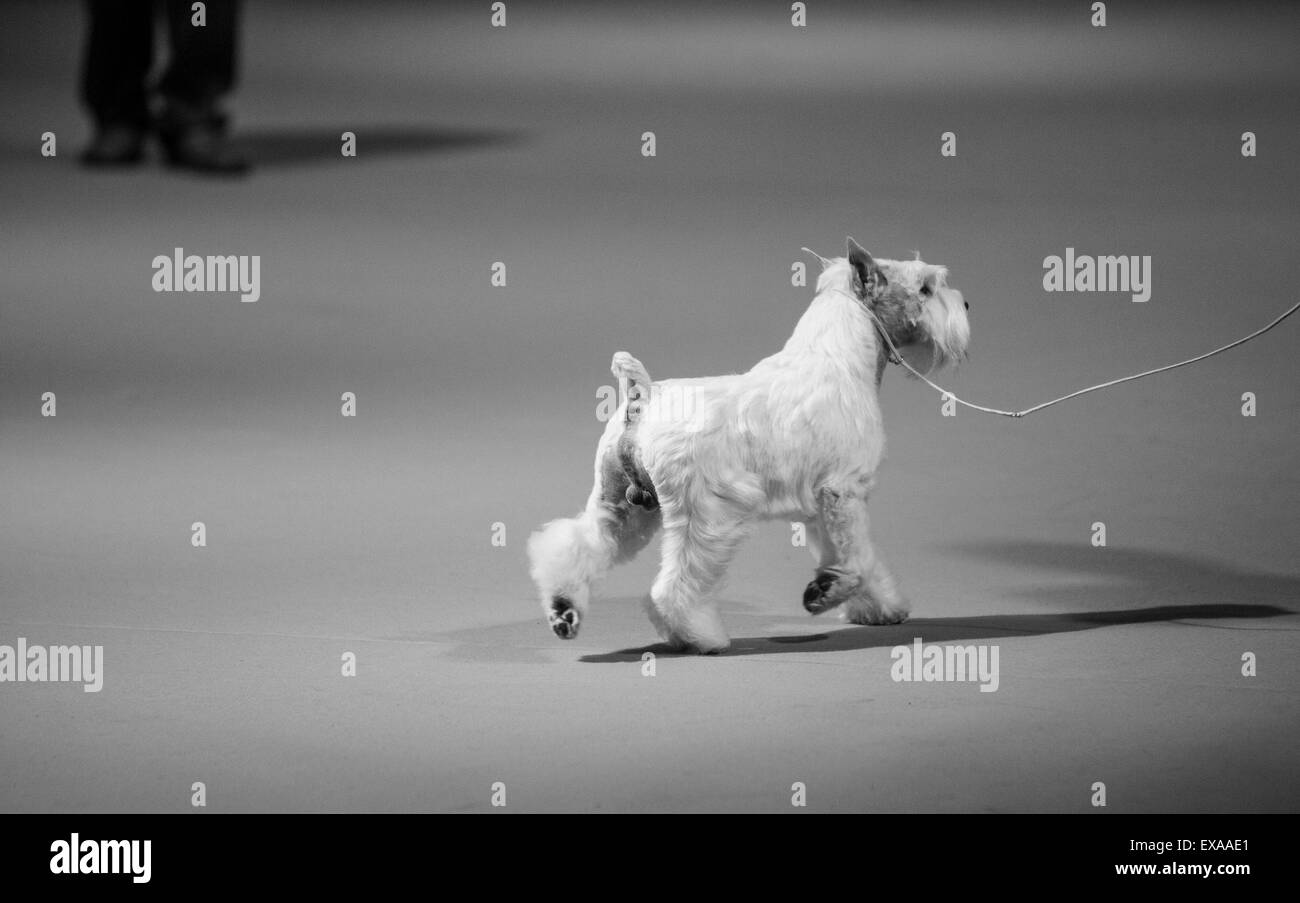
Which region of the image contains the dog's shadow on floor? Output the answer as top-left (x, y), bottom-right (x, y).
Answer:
top-left (580, 541), bottom-right (1299, 662)
top-left (234, 125), bottom-right (526, 168)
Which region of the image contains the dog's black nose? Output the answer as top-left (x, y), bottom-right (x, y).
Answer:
top-left (964, 301), bottom-right (970, 310)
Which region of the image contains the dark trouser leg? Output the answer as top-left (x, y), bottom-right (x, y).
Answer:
top-left (154, 0), bottom-right (248, 173)
top-left (81, 0), bottom-right (154, 128)
top-left (158, 0), bottom-right (239, 113)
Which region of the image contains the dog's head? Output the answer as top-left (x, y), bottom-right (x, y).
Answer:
top-left (845, 237), bottom-right (970, 374)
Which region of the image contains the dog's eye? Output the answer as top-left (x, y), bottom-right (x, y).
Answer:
top-left (919, 284), bottom-right (932, 297)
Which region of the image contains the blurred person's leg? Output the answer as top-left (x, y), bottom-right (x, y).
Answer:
top-left (156, 0), bottom-right (249, 175)
top-left (80, 0), bottom-right (154, 165)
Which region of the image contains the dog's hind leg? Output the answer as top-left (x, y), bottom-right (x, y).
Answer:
top-left (528, 433), bottom-right (662, 640)
top-left (803, 486), bottom-right (909, 624)
top-left (643, 502), bottom-right (748, 654)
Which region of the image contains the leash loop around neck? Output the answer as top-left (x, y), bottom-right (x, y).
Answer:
top-left (862, 298), bottom-right (1300, 420)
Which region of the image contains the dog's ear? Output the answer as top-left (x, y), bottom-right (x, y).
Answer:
top-left (846, 237), bottom-right (887, 299)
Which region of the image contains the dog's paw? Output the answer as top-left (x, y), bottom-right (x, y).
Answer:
top-left (548, 596), bottom-right (581, 639)
top-left (802, 570), bottom-right (860, 614)
top-left (842, 602), bottom-right (910, 626)
top-left (664, 632), bottom-right (730, 655)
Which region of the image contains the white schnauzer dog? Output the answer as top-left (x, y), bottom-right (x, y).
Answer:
top-left (528, 238), bottom-right (970, 653)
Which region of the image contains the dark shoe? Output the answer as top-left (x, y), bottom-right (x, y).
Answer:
top-left (81, 124), bottom-right (147, 167)
top-left (157, 107), bottom-right (250, 176)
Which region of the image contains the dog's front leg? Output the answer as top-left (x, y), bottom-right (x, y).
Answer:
top-left (804, 486), bottom-right (909, 624)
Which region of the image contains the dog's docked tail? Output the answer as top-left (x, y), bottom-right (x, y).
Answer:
top-left (610, 351), bottom-right (658, 509)
top-left (610, 351), bottom-right (651, 407)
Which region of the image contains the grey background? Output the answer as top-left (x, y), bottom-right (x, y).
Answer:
top-left (1, 0), bottom-right (1297, 811)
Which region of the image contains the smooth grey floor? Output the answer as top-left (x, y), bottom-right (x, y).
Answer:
top-left (1, 1), bottom-right (1297, 812)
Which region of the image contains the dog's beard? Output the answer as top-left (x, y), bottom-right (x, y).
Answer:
top-left (903, 287), bottom-right (969, 373)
